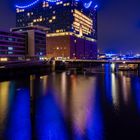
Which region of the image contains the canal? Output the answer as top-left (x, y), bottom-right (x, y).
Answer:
top-left (0, 68), bottom-right (140, 140)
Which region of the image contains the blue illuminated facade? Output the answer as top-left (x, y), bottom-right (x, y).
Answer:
top-left (16, 0), bottom-right (97, 39)
top-left (15, 0), bottom-right (96, 9)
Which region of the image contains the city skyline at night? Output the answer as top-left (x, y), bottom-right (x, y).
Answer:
top-left (1, 0), bottom-right (140, 54)
top-left (1, 1), bottom-right (140, 140)
top-left (0, 0), bottom-right (97, 60)
top-left (13, 0), bottom-right (97, 59)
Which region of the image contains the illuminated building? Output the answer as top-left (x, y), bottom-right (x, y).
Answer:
top-left (46, 32), bottom-right (97, 59)
top-left (16, 0), bottom-right (97, 59)
top-left (0, 31), bottom-right (26, 61)
top-left (11, 26), bottom-right (48, 59)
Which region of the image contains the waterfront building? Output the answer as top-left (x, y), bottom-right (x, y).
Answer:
top-left (11, 26), bottom-right (48, 60)
top-left (46, 32), bottom-right (97, 59)
top-left (0, 30), bottom-right (26, 61)
top-left (15, 0), bottom-right (97, 59)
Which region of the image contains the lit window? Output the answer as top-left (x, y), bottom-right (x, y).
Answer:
top-left (8, 47), bottom-right (13, 50)
top-left (8, 52), bottom-right (13, 54)
top-left (16, 9), bottom-right (19, 13)
top-left (16, 9), bottom-right (24, 13)
top-left (0, 58), bottom-right (8, 62)
top-left (40, 18), bottom-right (43, 21)
top-left (52, 16), bottom-right (56, 20)
top-left (63, 3), bottom-right (69, 6)
top-left (49, 19), bottom-right (52, 23)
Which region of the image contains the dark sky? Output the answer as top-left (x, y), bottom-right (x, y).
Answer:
top-left (0, 0), bottom-right (140, 54)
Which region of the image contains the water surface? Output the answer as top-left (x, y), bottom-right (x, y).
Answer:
top-left (0, 70), bottom-right (140, 140)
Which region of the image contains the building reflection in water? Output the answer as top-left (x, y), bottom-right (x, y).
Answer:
top-left (111, 73), bottom-right (120, 110)
top-left (104, 66), bottom-right (132, 110)
top-left (5, 89), bottom-right (31, 140)
top-left (0, 82), bottom-right (10, 138)
top-left (104, 64), bottom-right (120, 110)
top-left (30, 75), bottom-right (36, 98)
top-left (71, 76), bottom-right (94, 135)
top-left (1, 70), bottom-right (140, 140)
top-left (61, 72), bottom-right (67, 111)
top-left (50, 72), bottom-right (68, 117)
top-left (132, 77), bottom-right (140, 113)
top-left (32, 72), bottom-right (104, 140)
top-left (121, 75), bottom-right (131, 106)
top-left (34, 94), bottom-right (68, 140)
top-left (70, 75), bottom-right (103, 140)
top-left (104, 64), bottom-right (112, 104)
top-left (34, 74), bottom-right (68, 140)
top-left (40, 75), bottom-right (48, 96)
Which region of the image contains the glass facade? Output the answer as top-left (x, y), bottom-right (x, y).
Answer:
top-left (16, 0), bottom-right (97, 39)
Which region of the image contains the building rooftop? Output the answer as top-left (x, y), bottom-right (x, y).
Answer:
top-left (10, 25), bottom-right (49, 32)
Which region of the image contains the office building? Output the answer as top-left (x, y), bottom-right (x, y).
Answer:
top-left (11, 26), bottom-right (48, 59)
top-left (0, 30), bottom-right (26, 61)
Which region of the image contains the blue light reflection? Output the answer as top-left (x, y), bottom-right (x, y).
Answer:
top-left (86, 93), bottom-right (103, 140)
top-left (104, 64), bottom-right (112, 104)
top-left (5, 89), bottom-right (31, 140)
top-left (35, 89), bottom-right (68, 140)
top-left (132, 77), bottom-right (140, 113)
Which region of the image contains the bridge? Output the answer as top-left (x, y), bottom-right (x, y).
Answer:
top-left (58, 59), bottom-right (140, 64)
top-left (54, 59), bottom-right (140, 73)
top-left (0, 59), bottom-right (140, 78)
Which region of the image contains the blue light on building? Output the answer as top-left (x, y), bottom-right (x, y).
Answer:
top-left (94, 4), bottom-right (98, 9)
top-left (15, 0), bottom-right (97, 38)
top-left (84, 1), bottom-right (93, 9)
top-left (15, 0), bottom-right (97, 9)
top-left (15, 0), bottom-right (40, 9)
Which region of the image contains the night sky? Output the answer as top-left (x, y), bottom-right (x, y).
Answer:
top-left (0, 0), bottom-right (140, 54)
